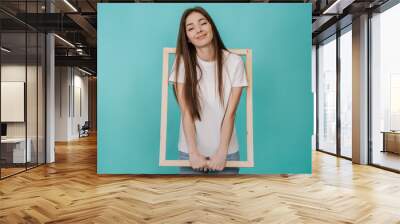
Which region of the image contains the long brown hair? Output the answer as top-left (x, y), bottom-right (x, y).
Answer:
top-left (174, 6), bottom-right (227, 121)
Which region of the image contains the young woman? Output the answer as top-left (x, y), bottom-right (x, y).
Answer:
top-left (169, 7), bottom-right (248, 174)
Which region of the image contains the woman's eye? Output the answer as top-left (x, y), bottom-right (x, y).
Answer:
top-left (188, 28), bottom-right (193, 31)
top-left (201, 23), bottom-right (207, 25)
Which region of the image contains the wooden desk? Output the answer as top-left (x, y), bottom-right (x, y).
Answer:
top-left (381, 131), bottom-right (400, 154)
top-left (1, 138), bottom-right (32, 163)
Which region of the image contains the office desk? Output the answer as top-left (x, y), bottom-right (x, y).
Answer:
top-left (1, 138), bottom-right (32, 163)
top-left (381, 131), bottom-right (400, 154)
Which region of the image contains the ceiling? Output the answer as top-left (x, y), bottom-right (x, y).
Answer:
top-left (0, 0), bottom-right (392, 75)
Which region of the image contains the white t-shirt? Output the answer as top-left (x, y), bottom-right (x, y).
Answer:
top-left (168, 50), bottom-right (248, 157)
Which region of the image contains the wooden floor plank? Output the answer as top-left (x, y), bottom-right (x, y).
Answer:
top-left (0, 134), bottom-right (400, 223)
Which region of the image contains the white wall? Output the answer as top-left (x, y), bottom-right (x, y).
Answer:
top-left (1, 65), bottom-right (41, 138)
top-left (55, 66), bottom-right (69, 141)
top-left (71, 72), bottom-right (89, 138)
top-left (1, 65), bottom-right (26, 131)
top-left (55, 67), bottom-right (89, 141)
top-left (1, 63), bottom-right (46, 163)
top-left (1, 82), bottom-right (25, 122)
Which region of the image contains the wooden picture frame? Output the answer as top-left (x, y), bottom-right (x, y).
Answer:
top-left (159, 48), bottom-right (254, 167)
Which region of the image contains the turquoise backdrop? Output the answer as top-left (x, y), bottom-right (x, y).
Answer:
top-left (98, 3), bottom-right (313, 174)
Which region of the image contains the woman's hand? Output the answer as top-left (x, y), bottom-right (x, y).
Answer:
top-left (207, 150), bottom-right (227, 171)
top-left (209, 87), bottom-right (243, 172)
top-left (189, 151), bottom-right (208, 171)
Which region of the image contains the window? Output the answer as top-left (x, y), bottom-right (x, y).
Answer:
top-left (317, 35), bottom-right (337, 154)
top-left (339, 27), bottom-right (352, 158)
top-left (371, 3), bottom-right (400, 171)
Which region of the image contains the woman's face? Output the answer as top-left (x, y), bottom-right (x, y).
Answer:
top-left (185, 11), bottom-right (214, 48)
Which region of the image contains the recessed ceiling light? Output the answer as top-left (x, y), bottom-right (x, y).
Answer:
top-left (78, 67), bottom-right (93, 76)
top-left (54, 34), bottom-right (75, 48)
top-left (322, 0), bottom-right (354, 15)
top-left (63, 0), bottom-right (78, 12)
top-left (1, 47), bottom-right (11, 53)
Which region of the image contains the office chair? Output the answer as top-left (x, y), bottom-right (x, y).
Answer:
top-left (79, 121), bottom-right (90, 138)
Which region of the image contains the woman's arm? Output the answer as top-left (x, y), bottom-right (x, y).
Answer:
top-left (175, 83), bottom-right (208, 170)
top-left (208, 87), bottom-right (243, 171)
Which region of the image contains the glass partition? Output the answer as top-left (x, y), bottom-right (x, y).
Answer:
top-left (1, 31), bottom-right (28, 177)
top-left (38, 32), bottom-right (45, 165)
top-left (0, 1), bottom-right (46, 179)
top-left (27, 30), bottom-right (38, 169)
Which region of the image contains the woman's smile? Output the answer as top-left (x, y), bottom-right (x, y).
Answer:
top-left (196, 33), bottom-right (207, 40)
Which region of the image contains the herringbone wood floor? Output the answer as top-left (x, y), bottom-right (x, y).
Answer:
top-left (1, 134), bottom-right (400, 224)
